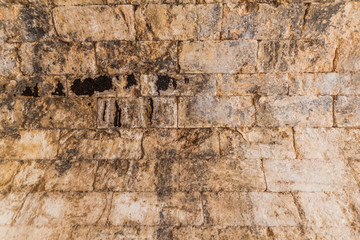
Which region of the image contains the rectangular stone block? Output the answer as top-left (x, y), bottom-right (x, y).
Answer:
top-left (15, 192), bottom-right (110, 226)
top-left (179, 40), bottom-right (257, 73)
top-left (109, 192), bottom-right (160, 225)
top-left (294, 127), bottom-right (360, 160)
top-left (143, 128), bottom-right (219, 160)
top-left (222, 3), bottom-right (304, 40)
top-left (96, 41), bottom-right (178, 74)
top-left (249, 192), bottom-right (301, 227)
top-left (0, 161), bottom-right (21, 193)
top-left (289, 73), bottom-right (357, 95)
top-left (0, 193), bottom-right (27, 225)
top-left (335, 96), bottom-right (360, 127)
top-left (256, 96), bottom-right (333, 127)
top-left (180, 158), bottom-right (266, 191)
top-left (140, 74), bottom-right (216, 96)
top-left (257, 40), bottom-right (336, 73)
top-left (94, 158), bottom-right (179, 192)
top-left (58, 129), bottom-right (142, 160)
top-left (20, 42), bottom-right (96, 75)
top-left (0, 43), bottom-right (19, 76)
top-left (72, 226), bottom-right (156, 240)
top-left (219, 127), bottom-right (296, 159)
top-left (0, 130), bottom-right (59, 160)
top-left (136, 4), bottom-right (221, 40)
top-left (336, 38), bottom-right (360, 72)
top-left (218, 74), bottom-right (289, 96)
top-left (178, 96), bottom-right (255, 127)
top-left (53, 5), bottom-right (135, 41)
top-left (0, 98), bottom-right (24, 131)
top-left (160, 192), bottom-right (203, 226)
top-left (295, 192), bottom-right (351, 228)
top-left (202, 192), bottom-right (253, 226)
top-left (263, 159), bottom-right (355, 192)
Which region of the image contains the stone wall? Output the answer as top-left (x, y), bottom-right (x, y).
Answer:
top-left (0, 0), bottom-right (360, 239)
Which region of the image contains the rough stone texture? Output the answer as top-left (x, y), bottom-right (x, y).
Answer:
top-left (1, 1), bottom-right (360, 239)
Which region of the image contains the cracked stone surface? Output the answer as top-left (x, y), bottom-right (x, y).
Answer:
top-left (1, 0), bottom-right (360, 239)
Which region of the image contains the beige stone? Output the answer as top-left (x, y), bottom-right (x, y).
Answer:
top-left (0, 193), bottom-right (27, 225)
top-left (72, 226), bottom-right (157, 240)
top-left (219, 127), bottom-right (296, 159)
top-left (0, 99), bottom-right (24, 131)
top-left (0, 5), bottom-right (21, 21)
top-left (256, 96), bottom-right (333, 127)
top-left (58, 129), bottom-right (142, 160)
top-left (218, 74), bottom-right (289, 96)
top-left (109, 192), bottom-right (160, 225)
top-left (143, 128), bottom-right (219, 160)
top-left (136, 4), bottom-right (221, 40)
top-left (335, 96), bottom-right (360, 127)
top-left (140, 74), bottom-right (216, 96)
top-left (20, 42), bottom-right (96, 75)
top-left (54, 0), bottom-right (105, 4)
top-left (257, 39), bottom-right (336, 73)
top-left (179, 40), bottom-right (257, 73)
top-left (0, 130), bottom-right (59, 160)
top-left (149, 97), bottom-right (177, 128)
top-left (222, 3), bottom-right (304, 40)
top-left (264, 159), bottom-right (355, 192)
top-left (180, 158), bottom-right (265, 191)
top-left (178, 96), bottom-right (255, 127)
top-left (0, 43), bottom-right (19, 76)
top-left (294, 127), bottom-right (360, 160)
top-left (96, 41), bottom-right (178, 74)
top-left (336, 38), bottom-right (360, 73)
top-left (295, 192), bottom-right (351, 228)
top-left (289, 73), bottom-right (356, 96)
top-left (0, 161), bottom-right (21, 193)
top-left (0, 226), bottom-right (72, 240)
top-left (15, 192), bottom-right (109, 226)
top-left (53, 5), bottom-right (135, 41)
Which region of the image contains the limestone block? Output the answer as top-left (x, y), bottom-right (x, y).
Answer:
top-left (72, 226), bottom-right (156, 240)
top-left (222, 3), bottom-right (305, 39)
top-left (218, 74), bottom-right (289, 96)
top-left (53, 5), bottom-right (135, 41)
top-left (336, 38), bottom-right (360, 72)
top-left (0, 43), bottom-right (19, 76)
top-left (0, 130), bottom-right (59, 160)
top-left (335, 96), bottom-right (360, 127)
top-left (0, 193), bottom-right (27, 225)
top-left (0, 226), bottom-right (72, 240)
top-left (178, 96), bottom-right (255, 127)
top-left (179, 40), bottom-right (258, 73)
top-left (20, 42), bottom-right (96, 75)
top-left (96, 41), bottom-right (178, 74)
top-left (136, 4), bottom-right (221, 40)
top-left (256, 96), bottom-right (333, 127)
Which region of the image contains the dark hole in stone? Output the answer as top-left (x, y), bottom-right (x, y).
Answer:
top-left (22, 84), bottom-right (39, 97)
top-left (156, 75), bottom-right (177, 95)
top-left (51, 81), bottom-right (66, 96)
top-left (125, 73), bottom-right (137, 89)
top-left (70, 75), bottom-right (113, 96)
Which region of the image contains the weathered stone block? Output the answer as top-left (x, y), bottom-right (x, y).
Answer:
top-left (294, 127), bottom-right (360, 160)
top-left (222, 3), bottom-right (304, 40)
top-left (249, 192), bottom-right (301, 226)
top-left (295, 192), bottom-right (351, 228)
top-left (218, 74), bottom-right (288, 96)
top-left (109, 192), bottom-right (160, 225)
top-left (96, 41), bottom-right (178, 74)
top-left (289, 73), bottom-right (356, 96)
top-left (94, 158), bottom-right (179, 192)
top-left (256, 96), bottom-right (333, 127)
top-left (136, 4), bottom-right (221, 40)
top-left (264, 159), bottom-right (355, 192)
top-left (15, 192), bottom-right (109, 226)
top-left (0, 130), bottom-right (59, 160)
top-left (0, 193), bottom-right (27, 225)
top-left (20, 42), bottom-right (96, 75)
top-left (0, 161), bottom-right (21, 193)
top-left (54, 0), bottom-right (105, 4)
top-left (140, 74), bottom-right (216, 96)
top-left (143, 128), bottom-right (219, 160)
top-left (257, 40), bottom-right (336, 73)
top-left (0, 43), bottom-right (19, 76)
top-left (336, 38), bottom-right (360, 72)
top-left (58, 129), bottom-right (142, 160)
top-left (335, 96), bottom-right (360, 127)
top-left (219, 127), bottom-right (296, 159)
top-left (72, 226), bottom-right (156, 240)
top-left (179, 40), bottom-right (257, 73)
top-left (0, 99), bottom-right (24, 131)
top-left (180, 158), bottom-right (266, 191)
top-left (0, 226), bottom-right (72, 240)
top-left (53, 5), bottom-right (135, 41)
top-left (178, 96), bottom-right (255, 127)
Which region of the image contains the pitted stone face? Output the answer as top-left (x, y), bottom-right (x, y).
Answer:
top-left (1, 1), bottom-right (360, 239)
